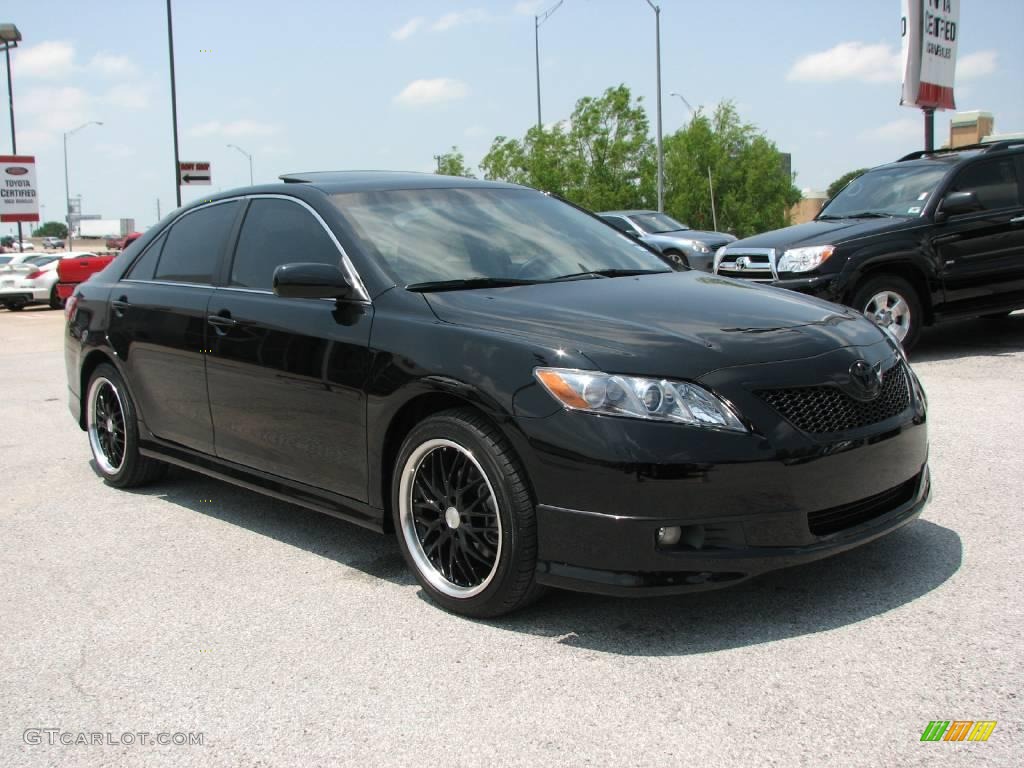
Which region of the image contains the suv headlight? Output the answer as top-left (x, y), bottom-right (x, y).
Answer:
top-left (534, 367), bottom-right (747, 432)
top-left (675, 239), bottom-right (710, 254)
top-left (777, 244), bottom-right (835, 273)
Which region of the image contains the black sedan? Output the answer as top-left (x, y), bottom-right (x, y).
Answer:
top-left (65, 172), bottom-right (930, 617)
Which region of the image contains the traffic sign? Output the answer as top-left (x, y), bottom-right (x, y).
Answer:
top-left (0, 155), bottom-right (40, 223)
top-left (179, 161), bottom-right (212, 186)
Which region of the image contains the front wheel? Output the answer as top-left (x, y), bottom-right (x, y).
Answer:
top-left (663, 250), bottom-right (689, 270)
top-left (852, 275), bottom-right (923, 351)
top-left (392, 408), bottom-right (544, 617)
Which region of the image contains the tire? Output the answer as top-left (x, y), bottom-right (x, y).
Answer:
top-left (6, 303), bottom-right (25, 311)
top-left (392, 407), bottom-right (545, 618)
top-left (852, 274), bottom-right (923, 351)
top-left (663, 250), bottom-right (689, 270)
top-left (49, 284), bottom-right (64, 310)
top-left (86, 363), bottom-right (168, 488)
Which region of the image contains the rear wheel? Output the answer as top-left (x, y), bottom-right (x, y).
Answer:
top-left (86, 363), bottom-right (168, 488)
top-left (392, 408), bottom-right (544, 617)
top-left (852, 275), bottom-right (923, 351)
top-left (49, 284), bottom-right (64, 310)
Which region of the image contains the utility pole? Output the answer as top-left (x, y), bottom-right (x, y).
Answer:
top-left (166, 0), bottom-right (182, 208)
top-left (707, 167), bottom-right (718, 232)
top-left (643, 1), bottom-right (664, 212)
top-left (923, 107), bottom-right (935, 152)
top-left (156, 198), bottom-right (161, 221)
top-left (534, 1), bottom-right (563, 130)
top-left (2, 26), bottom-right (25, 251)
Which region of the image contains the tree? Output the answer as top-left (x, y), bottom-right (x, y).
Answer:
top-left (827, 168), bottom-right (870, 200)
top-left (481, 84), bottom-right (655, 211)
top-left (434, 146), bottom-right (474, 178)
top-left (32, 221), bottom-right (68, 238)
top-left (662, 102), bottom-right (801, 237)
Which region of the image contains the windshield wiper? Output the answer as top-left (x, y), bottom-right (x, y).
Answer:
top-left (818, 211), bottom-right (892, 220)
top-left (547, 268), bottom-right (671, 282)
top-left (405, 277), bottom-right (541, 292)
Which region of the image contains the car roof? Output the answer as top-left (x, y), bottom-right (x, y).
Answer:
top-left (277, 170), bottom-right (522, 194)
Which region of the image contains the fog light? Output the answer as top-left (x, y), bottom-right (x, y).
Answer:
top-left (657, 526), bottom-right (682, 546)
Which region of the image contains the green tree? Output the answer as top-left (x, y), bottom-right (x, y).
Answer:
top-left (32, 221), bottom-right (68, 238)
top-left (827, 168), bottom-right (870, 199)
top-left (663, 102), bottom-right (801, 237)
top-left (481, 84), bottom-right (655, 211)
top-left (434, 146), bottom-right (475, 177)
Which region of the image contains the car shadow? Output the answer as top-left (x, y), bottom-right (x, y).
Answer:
top-left (911, 311), bottom-right (1024, 362)
top-left (105, 463), bottom-right (961, 657)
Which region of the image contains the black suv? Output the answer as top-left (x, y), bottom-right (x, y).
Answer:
top-left (714, 142), bottom-right (1024, 349)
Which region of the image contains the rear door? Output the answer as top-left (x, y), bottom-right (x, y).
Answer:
top-left (205, 195), bottom-right (373, 501)
top-left (935, 157), bottom-right (1024, 313)
top-left (108, 200), bottom-right (242, 453)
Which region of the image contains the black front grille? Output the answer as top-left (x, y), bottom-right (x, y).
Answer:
top-left (808, 474), bottom-right (919, 536)
top-left (758, 363), bottom-right (911, 434)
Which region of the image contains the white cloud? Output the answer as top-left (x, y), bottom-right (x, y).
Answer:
top-left (957, 50), bottom-right (997, 81)
top-left (391, 17), bottom-right (424, 41)
top-left (788, 41), bottom-right (901, 83)
top-left (189, 120), bottom-right (279, 138)
top-left (393, 78), bottom-right (469, 107)
top-left (431, 10), bottom-right (487, 31)
top-left (14, 41), bottom-right (75, 79)
top-left (860, 118), bottom-right (920, 142)
top-left (103, 84), bottom-right (151, 110)
top-left (89, 52), bottom-right (137, 78)
top-left (18, 86), bottom-right (91, 134)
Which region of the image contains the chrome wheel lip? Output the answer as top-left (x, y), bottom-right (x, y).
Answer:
top-left (864, 290), bottom-right (911, 342)
top-left (398, 438), bottom-right (502, 599)
top-left (87, 376), bottom-right (127, 475)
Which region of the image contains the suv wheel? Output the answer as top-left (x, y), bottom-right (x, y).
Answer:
top-left (86, 363), bottom-right (168, 488)
top-left (852, 275), bottom-right (923, 351)
top-left (392, 408), bottom-right (544, 617)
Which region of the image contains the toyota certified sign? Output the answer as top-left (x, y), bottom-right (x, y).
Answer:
top-left (901, 0), bottom-right (960, 110)
top-left (0, 155), bottom-right (40, 223)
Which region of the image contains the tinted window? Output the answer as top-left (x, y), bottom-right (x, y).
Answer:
top-left (154, 201), bottom-right (239, 284)
top-left (630, 213), bottom-right (689, 233)
top-left (950, 159), bottom-right (1020, 210)
top-left (230, 199), bottom-right (341, 291)
top-left (125, 232), bottom-right (166, 280)
top-left (602, 216), bottom-right (636, 234)
top-left (820, 163), bottom-right (949, 218)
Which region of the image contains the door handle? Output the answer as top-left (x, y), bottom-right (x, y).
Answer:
top-left (111, 296), bottom-right (130, 316)
top-left (1010, 215), bottom-right (1024, 225)
top-left (207, 311), bottom-right (238, 336)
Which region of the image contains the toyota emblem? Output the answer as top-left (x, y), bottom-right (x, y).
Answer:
top-left (848, 360), bottom-right (883, 400)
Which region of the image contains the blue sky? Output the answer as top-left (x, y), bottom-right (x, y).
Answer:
top-left (6, 0), bottom-right (1023, 233)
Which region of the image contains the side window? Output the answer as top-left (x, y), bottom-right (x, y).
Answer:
top-left (154, 201), bottom-right (240, 284)
top-left (604, 216), bottom-right (635, 234)
top-left (230, 198), bottom-right (342, 291)
top-left (949, 159), bottom-right (1021, 210)
top-left (125, 232), bottom-right (166, 280)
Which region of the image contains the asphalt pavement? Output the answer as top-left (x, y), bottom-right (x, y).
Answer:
top-left (1, 306), bottom-right (1021, 767)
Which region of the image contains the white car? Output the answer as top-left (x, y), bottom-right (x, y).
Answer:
top-left (0, 252), bottom-right (95, 311)
top-left (0, 252), bottom-right (39, 268)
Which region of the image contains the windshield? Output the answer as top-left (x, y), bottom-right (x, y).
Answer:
top-left (629, 212), bottom-right (689, 233)
top-left (330, 188), bottom-right (671, 286)
top-left (819, 164), bottom-right (949, 219)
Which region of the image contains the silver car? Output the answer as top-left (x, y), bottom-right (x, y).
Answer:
top-left (599, 210), bottom-right (736, 272)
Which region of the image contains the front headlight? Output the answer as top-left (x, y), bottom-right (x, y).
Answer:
top-left (534, 367), bottom-right (748, 432)
top-left (777, 244), bottom-right (835, 273)
top-left (676, 239), bottom-right (711, 254)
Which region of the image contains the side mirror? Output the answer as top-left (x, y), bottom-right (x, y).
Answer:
top-left (937, 190), bottom-right (980, 221)
top-left (273, 262), bottom-right (354, 300)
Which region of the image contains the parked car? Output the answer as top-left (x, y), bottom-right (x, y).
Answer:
top-left (599, 210), bottom-right (736, 271)
top-left (56, 252), bottom-right (117, 303)
top-left (42, 236), bottom-right (65, 249)
top-left (714, 141), bottom-right (1024, 349)
top-left (65, 172), bottom-right (929, 617)
top-left (1, 252), bottom-right (95, 310)
top-left (0, 252), bottom-right (39, 268)
top-left (106, 232), bottom-right (142, 251)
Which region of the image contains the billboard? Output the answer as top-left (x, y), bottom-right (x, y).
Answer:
top-left (0, 155), bottom-right (39, 223)
top-left (901, 0), bottom-right (959, 110)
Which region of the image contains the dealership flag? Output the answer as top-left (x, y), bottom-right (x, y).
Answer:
top-left (901, 0), bottom-right (959, 110)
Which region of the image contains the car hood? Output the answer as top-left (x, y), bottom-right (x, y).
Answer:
top-left (423, 271), bottom-right (885, 378)
top-left (725, 218), bottom-right (904, 250)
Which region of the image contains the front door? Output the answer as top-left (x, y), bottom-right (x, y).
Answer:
top-left (205, 196), bottom-right (373, 501)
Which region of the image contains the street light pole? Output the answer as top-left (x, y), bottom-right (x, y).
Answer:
top-left (670, 91), bottom-right (717, 230)
top-left (534, 0), bottom-right (563, 131)
top-left (644, 1), bottom-right (664, 212)
top-left (1, 24), bottom-right (24, 251)
top-left (166, 0), bottom-right (182, 208)
top-left (63, 122), bottom-right (102, 251)
top-left (227, 144), bottom-right (254, 185)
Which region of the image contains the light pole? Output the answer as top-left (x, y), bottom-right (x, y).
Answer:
top-left (643, 1), bottom-right (664, 212)
top-left (64, 122), bottom-right (102, 251)
top-left (534, 0), bottom-right (563, 131)
top-left (227, 143), bottom-right (253, 185)
top-left (669, 91), bottom-right (694, 117)
top-left (1, 23), bottom-right (24, 251)
top-left (669, 91), bottom-right (718, 231)
top-left (166, 0), bottom-right (182, 208)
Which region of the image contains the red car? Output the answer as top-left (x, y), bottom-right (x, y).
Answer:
top-left (105, 232), bottom-right (143, 251)
top-left (58, 232), bottom-right (142, 301)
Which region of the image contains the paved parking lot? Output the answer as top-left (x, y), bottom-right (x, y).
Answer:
top-left (1, 306), bottom-right (1021, 767)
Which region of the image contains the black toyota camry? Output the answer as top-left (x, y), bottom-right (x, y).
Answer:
top-left (65, 172), bottom-right (930, 617)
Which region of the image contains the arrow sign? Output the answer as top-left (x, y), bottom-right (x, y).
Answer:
top-left (179, 161), bottom-right (212, 186)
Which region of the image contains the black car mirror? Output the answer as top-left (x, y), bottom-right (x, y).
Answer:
top-left (273, 262), bottom-right (354, 300)
top-left (937, 190), bottom-right (980, 221)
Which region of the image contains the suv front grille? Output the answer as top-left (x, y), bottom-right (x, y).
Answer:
top-left (807, 474), bottom-right (919, 536)
top-left (715, 248), bottom-right (775, 281)
top-left (757, 363), bottom-right (911, 434)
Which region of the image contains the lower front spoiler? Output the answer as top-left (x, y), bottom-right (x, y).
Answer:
top-left (534, 468), bottom-right (931, 597)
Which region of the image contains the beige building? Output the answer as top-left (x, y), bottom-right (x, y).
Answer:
top-left (947, 110), bottom-right (1023, 148)
top-left (789, 189), bottom-right (828, 225)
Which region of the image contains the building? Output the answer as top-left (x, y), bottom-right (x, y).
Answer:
top-left (947, 110), bottom-right (1022, 148)
top-left (789, 189), bottom-right (828, 225)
